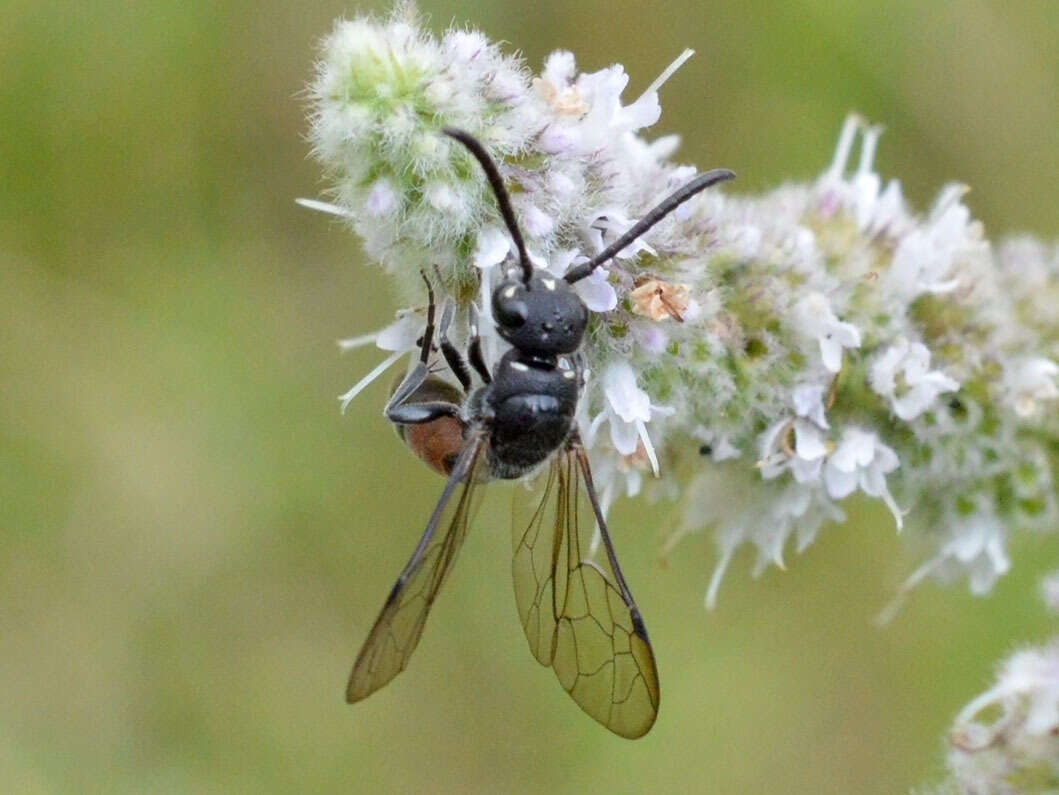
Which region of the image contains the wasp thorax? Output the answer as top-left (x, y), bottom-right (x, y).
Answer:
top-left (491, 272), bottom-right (588, 355)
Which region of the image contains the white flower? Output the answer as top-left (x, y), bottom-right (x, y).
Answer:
top-left (577, 63), bottom-right (660, 140)
top-left (947, 641), bottom-right (1059, 790)
top-left (943, 516), bottom-right (1012, 595)
top-left (308, 13), bottom-right (1059, 616)
top-left (546, 249), bottom-right (617, 312)
top-left (849, 122), bottom-right (882, 220)
top-left (791, 383), bottom-right (830, 429)
top-left (373, 315), bottom-right (421, 352)
top-left (588, 361), bottom-right (672, 475)
top-left (886, 183), bottom-right (984, 299)
top-left (336, 313), bottom-right (421, 413)
top-left (870, 339), bottom-right (959, 420)
top-left (473, 225), bottom-right (513, 269)
top-left (586, 447), bottom-right (647, 556)
top-left (309, 12), bottom-right (535, 271)
top-left (755, 384), bottom-right (834, 484)
top-left (758, 418), bottom-right (827, 484)
top-left (1004, 356), bottom-right (1059, 417)
top-left (533, 53), bottom-right (664, 159)
top-left (833, 123), bottom-right (908, 237)
top-left (819, 113), bottom-right (861, 191)
top-left (585, 208), bottom-right (656, 262)
top-left (1042, 571), bottom-right (1059, 614)
top-left (878, 511), bottom-right (1012, 625)
top-left (725, 223), bottom-right (763, 259)
top-left (823, 428), bottom-right (902, 528)
top-left (573, 267), bottom-right (617, 312)
top-left (693, 479), bottom-right (844, 609)
top-left (794, 292), bottom-right (861, 372)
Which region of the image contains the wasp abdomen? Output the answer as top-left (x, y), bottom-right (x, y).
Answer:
top-left (391, 375), bottom-right (467, 476)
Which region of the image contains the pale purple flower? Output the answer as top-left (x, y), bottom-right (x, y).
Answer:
top-left (365, 178), bottom-right (398, 217)
top-left (473, 226), bottom-right (512, 269)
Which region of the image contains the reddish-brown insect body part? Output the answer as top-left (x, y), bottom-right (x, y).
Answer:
top-left (391, 374), bottom-right (466, 476)
top-left (401, 415), bottom-right (465, 475)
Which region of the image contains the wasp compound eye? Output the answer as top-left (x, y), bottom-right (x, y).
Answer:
top-left (492, 284), bottom-right (528, 328)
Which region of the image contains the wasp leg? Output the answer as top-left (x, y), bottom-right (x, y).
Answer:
top-left (385, 400), bottom-right (462, 424)
top-left (385, 273), bottom-right (443, 416)
top-left (383, 355), bottom-right (464, 424)
top-left (467, 303), bottom-right (491, 384)
top-left (437, 299), bottom-right (473, 392)
top-left (418, 272), bottom-right (437, 366)
top-left (385, 272), bottom-right (464, 425)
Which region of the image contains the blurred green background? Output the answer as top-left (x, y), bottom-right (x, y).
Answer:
top-left (3, 1), bottom-right (1058, 792)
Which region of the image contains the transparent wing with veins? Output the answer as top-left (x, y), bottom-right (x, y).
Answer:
top-left (511, 444), bottom-right (660, 738)
top-left (347, 429), bottom-right (487, 703)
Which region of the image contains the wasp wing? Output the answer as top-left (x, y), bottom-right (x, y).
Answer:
top-left (511, 443), bottom-right (660, 738)
top-left (347, 428), bottom-right (488, 703)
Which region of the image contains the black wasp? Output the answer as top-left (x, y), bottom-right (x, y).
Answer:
top-left (347, 128), bottom-right (734, 738)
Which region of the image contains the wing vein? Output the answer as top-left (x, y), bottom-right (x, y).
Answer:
top-left (510, 443), bottom-right (661, 738)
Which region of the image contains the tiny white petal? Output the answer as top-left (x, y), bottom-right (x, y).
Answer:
top-left (609, 417), bottom-right (641, 456)
top-left (792, 384), bottom-right (830, 429)
top-left (339, 350), bottom-right (405, 413)
top-left (574, 268), bottom-right (617, 312)
top-left (635, 420), bottom-right (661, 476)
top-left (337, 331), bottom-right (381, 351)
top-left (296, 197), bottom-right (355, 218)
top-left (474, 226), bottom-right (511, 270)
top-left (795, 292), bottom-right (861, 373)
top-left (375, 315), bottom-right (421, 351)
top-left (870, 339), bottom-right (958, 420)
top-left (824, 466), bottom-right (857, 499)
top-left (793, 420), bottom-right (827, 461)
top-left (603, 362), bottom-right (652, 423)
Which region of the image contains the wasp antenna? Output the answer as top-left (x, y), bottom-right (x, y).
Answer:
top-left (564, 168), bottom-right (736, 284)
top-left (442, 128), bottom-right (533, 283)
top-left (419, 268), bottom-right (436, 301)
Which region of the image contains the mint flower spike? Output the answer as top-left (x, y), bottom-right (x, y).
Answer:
top-left (940, 573), bottom-right (1059, 792)
top-left (304, 8), bottom-right (1059, 616)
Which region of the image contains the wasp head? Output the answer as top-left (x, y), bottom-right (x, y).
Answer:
top-left (491, 271), bottom-right (588, 356)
